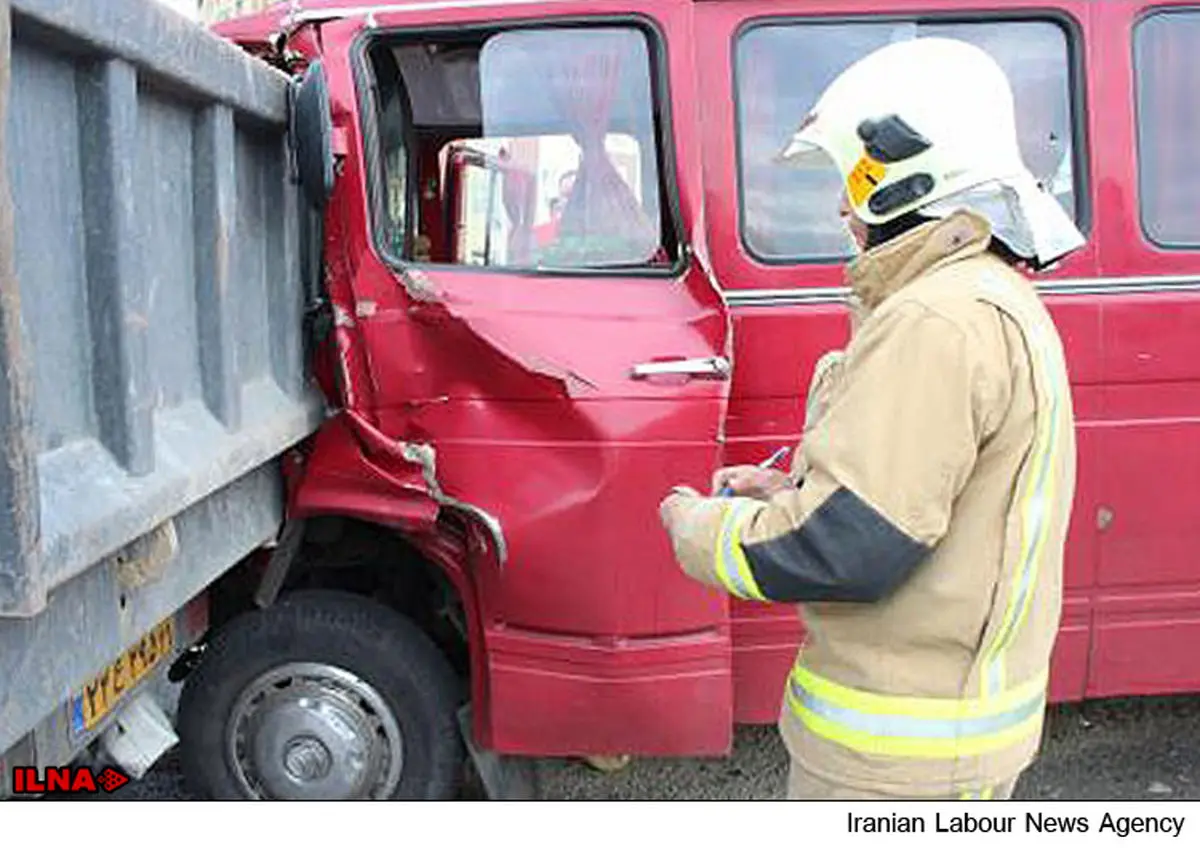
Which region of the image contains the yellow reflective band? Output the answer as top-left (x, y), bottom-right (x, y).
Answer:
top-left (714, 500), bottom-right (766, 601)
top-left (787, 664), bottom-right (1047, 760)
top-left (980, 311), bottom-right (1068, 698)
top-left (960, 787), bottom-right (996, 800)
top-left (792, 664), bottom-right (1047, 720)
top-left (787, 686), bottom-right (1045, 760)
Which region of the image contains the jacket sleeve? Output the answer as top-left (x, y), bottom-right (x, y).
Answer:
top-left (789, 348), bottom-right (846, 485)
top-left (666, 301), bottom-right (1001, 604)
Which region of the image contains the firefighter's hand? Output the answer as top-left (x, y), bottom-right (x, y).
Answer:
top-left (710, 466), bottom-right (791, 499)
top-left (659, 486), bottom-right (701, 533)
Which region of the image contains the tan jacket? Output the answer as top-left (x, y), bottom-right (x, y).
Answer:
top-left (662, 211), bottom-right (1076, 795)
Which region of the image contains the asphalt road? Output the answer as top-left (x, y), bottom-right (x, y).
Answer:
top-left (111, 692), bottom-right (1200, 800)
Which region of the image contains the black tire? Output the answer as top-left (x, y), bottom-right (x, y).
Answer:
top-left (177, 590), bottom-right (465, 799)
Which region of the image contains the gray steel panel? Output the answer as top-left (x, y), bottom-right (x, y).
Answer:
top-left (1, 0), bottom-right (324, 619)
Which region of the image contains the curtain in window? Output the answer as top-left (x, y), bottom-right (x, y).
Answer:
top-left (543, 35), bottom-right (658, 264)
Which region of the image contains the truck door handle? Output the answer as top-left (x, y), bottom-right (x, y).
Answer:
top-left (630, 356), bottom-right (731, 380)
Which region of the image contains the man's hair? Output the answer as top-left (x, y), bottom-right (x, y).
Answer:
top-left (865, 212), bottom-right (1027, 270)
top-left (864, 212), bottom-right (930, 250)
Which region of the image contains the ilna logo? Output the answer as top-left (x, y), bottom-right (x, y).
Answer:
top-left (10, 766), bottom-right (130, 795)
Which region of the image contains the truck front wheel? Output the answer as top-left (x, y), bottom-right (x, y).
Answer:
top-left (177, 590), bottom-right (464, 799)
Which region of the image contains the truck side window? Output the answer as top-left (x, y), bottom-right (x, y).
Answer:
top-left (735, 19), bottom-right (1080, 262)
top-left (1135, 11), bottom-right (1200, 248)
top-left (367, 26), bottom-right (674, 271)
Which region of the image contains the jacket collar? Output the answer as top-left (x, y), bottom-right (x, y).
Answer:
top-left (846, 210), bottom-right (994, 311)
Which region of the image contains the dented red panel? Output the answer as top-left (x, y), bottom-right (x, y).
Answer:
top-left (208, 0), bottom-right (1200, 760)
top-left (485, 625), bottom-right (732, 756)
top-left (292, 413), bottom-right (440, 530)
top-left (279, 1), bottom-right (736, 754)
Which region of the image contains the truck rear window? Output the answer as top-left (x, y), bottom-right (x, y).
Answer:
top-left (734, 19), bottom-right (1080, 263)
top-left (1135, 10), bottom-right (1200, 248)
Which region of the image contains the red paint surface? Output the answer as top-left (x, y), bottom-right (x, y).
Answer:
top-left (214, 0), bottom-right (1200, 755)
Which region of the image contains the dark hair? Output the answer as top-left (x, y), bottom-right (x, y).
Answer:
top-left (865, 211), bottom-right (1028, 269)
top-left (986, 236), bottom-right (1027, 269)
top-left (864, 211), bottom-right (932, 250)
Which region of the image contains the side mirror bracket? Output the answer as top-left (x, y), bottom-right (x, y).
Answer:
top-left (290, 60), bottom-right (335, 210)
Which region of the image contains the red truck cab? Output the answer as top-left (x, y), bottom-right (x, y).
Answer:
top-left (187, 0), bottom-right (1200, 799)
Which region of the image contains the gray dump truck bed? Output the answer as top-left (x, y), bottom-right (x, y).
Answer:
top-left (0, 0), bottom-right (322, 777)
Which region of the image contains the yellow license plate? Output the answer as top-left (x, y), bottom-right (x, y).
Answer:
top-left (71, 618), bottom-right (176, 736)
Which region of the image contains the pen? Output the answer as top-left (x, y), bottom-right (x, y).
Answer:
top-left (718, 446), bottom-right (792, 497)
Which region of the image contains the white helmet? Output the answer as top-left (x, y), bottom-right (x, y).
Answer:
top-left (780, 37), bottom-right (1083, 267)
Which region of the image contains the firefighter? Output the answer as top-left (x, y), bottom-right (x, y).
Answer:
top-left (658, 37), bottom-right (1083, 800)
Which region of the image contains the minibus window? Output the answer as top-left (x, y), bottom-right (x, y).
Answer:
top-left (735, 19), bottom-right (1077, 263)
top-left (368, 26), bottom-right (673, 271)
top-left (1135, 11), bottom-right (1200, 248)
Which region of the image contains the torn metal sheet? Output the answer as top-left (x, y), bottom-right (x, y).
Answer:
top-left (396, 268), bottom-right (596, 396)
top-left (340, 410), bottom-right (508, 567)
top-left (398, 441), bottom-right (509, 565)
top-left (414, 307), bottom-right (598, 397)
top-left (399, 267), bottom-right (443, 303)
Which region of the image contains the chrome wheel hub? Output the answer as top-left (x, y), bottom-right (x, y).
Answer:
top-left (283, 735), bottom-right (332, 782)
top-left (226, 662), bottom-right (403, 799)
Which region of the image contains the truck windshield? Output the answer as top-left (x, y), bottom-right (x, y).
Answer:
top-left (370, 26), bottom-right (671, 272)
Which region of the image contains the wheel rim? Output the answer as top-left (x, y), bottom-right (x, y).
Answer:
top-left (226, 662), bottom-right (404, 799)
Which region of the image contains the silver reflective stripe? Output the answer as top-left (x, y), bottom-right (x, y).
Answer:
top-left (985, 388), bottom-right (1058, 696)
top-left (975, 281), bottom-right (1068, 698)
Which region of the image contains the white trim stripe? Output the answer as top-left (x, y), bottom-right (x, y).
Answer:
top-left (285, 0), bottom-right (571, 25)
top-left (722, 274), bottom-right (1200, 308)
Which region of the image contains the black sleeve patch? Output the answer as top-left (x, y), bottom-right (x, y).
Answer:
top-left (742, 487), bottom-right (931, 603)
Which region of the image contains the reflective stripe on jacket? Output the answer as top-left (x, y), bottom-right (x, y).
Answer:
top-left (662, 210), bottom-right (1076, 794)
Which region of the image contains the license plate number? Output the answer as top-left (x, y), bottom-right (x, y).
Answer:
top-left (70, 618), bottom-right (176, 736)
